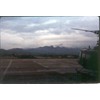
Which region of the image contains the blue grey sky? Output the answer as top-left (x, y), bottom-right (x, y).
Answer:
top-left (0, 16), bottom-right (99, 49)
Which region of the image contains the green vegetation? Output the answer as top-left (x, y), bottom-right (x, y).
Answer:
top-left (86, 51), bottom-right (98, 71)
top-left (79, 50), bottom-right (98, 71)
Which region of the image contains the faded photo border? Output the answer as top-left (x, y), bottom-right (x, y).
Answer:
top-left (0, 0), bottom-right (100, 100)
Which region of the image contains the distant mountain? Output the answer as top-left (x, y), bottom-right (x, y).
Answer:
top-left (0, 49), bottom-right (7, 56)
top-left (8, 48), bottom-right (30, 54)
top-left (25, 46), bottom-right (81, 55)
top-left (0, 46), bottom-right (81, 56)
top-left (0, 48), bottom-right (28, 56)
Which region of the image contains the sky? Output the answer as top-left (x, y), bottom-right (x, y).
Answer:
top-left (0, 16), bottom-right (99, 49)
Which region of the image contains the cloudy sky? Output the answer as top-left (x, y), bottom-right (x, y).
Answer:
top-left (0, 16), bottom-right (99, 49)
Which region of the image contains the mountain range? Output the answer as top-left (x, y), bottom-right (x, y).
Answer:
top-left (0, 46), bottom-right (81, 56)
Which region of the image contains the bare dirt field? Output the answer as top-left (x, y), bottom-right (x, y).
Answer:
top-left (0, 58), bottom-right (96, 83)
top-left (0, 58), bottom-right (82, 74)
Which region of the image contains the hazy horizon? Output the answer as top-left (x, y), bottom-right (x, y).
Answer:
top-left (0, 45), bottom-right (95, 50)
top-left (0, 16), bottom-right (99, 49)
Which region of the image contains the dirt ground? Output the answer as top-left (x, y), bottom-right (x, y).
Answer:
top-left (0, 58), bottom-right (82, 74)
top-left (0, 58), bottom-right (96, 83)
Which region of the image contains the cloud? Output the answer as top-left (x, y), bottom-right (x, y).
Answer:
top-left (43, 19), bottom-right (58, 25)
top-left (0, 16), bottom-right (99, 49)
top-left (1, 30), bottom-right (24, 49)
top-left (1, 29), bottom-right (41, 49)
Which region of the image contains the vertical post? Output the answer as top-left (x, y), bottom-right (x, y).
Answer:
top-left (99, 16), bottom-right (100, 30)
top-left (98, 16), bottom-right (100, 82)
top-left (0, 16), bottom-right (1, 49)
top-left (99, 16), bottom-right (100, 46)
top-left (0, 17), bottom-right (1, 61)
